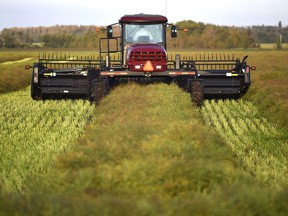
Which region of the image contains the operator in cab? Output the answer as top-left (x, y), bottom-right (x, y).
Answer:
top-left (133, 25), bottom-right (153, 42)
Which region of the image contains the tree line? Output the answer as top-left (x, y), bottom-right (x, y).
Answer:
top-left (0, 20), bottom-right (286, 49)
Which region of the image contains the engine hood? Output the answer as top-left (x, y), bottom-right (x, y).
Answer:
top-left (127, 43), bottom-right (166, 54)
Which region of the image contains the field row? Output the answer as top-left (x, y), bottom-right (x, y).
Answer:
top-left (201, 99), bottom-right (288, 189)
top-left (0, 87), bottom-right (95, 193)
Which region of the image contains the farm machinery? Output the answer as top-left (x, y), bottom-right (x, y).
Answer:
top-left (26, 14), bottom-right (255, 106)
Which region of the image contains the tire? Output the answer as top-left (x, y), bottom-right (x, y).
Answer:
top-left (189, 79), bottom-right (204, 107)
top-left (30, 67), bottom-right (43, 100)
top-left (31, 84), bottom-right (42, 100)
top-left (91, 79), bottom-right (110, 105)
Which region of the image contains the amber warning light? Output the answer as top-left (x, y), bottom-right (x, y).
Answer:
top-left (178, 28), bottom-right (188, 32)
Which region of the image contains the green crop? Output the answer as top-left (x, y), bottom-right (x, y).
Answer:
top-left (0, 87), bottom-right (95, 193)
top-left (0, 50), bottom-right (287, 215)
top-left (201, 99), bottom-right (288, 189)
top-left (1, 84), bottom-right (287, 216)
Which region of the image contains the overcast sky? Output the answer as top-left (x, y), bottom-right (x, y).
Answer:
top-left (0, 0), bottom-right (287, 30)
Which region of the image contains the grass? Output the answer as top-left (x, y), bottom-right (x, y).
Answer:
top-left (242, 50), bottom-right (288, 129)
top-left (0, 51), bottom-right (38, 63)
top-left (0, 50), bottom-right (287, 215)
top-left (201, 99), bottom-right (288, 190)
top-left (0, 51), bottom-right (38, 93)
top-left (0, 83), bottom-right (287, 215)
top-left (0, 87), bottom-right (95, 194)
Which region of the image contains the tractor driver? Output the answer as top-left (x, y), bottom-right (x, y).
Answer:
top-left (133, 25), bottom-right (153, 42)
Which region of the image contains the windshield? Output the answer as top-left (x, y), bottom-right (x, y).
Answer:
top-left (125, 24), bottom-right (164, 43)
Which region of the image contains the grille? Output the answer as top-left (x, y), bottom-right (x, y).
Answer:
top-left (129, 51), bottom-right (167, 62)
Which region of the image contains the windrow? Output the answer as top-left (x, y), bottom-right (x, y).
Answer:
top-left (0, 87), bottom-right (95, 193)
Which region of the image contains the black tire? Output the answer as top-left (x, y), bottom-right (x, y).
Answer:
top-left (91, 79), bottom-right (110, 105)
top-left (31, 84), bottom-right (42, 100)
top-left (189, 79), bottom-right (204, 107)
top-left (88, 70), bottom-right (98, 101)
top-left (30, 67), bottom-right (43, 100)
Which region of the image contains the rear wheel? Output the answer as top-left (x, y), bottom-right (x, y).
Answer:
top-left (31, 84), bottom-right (42, 100)
top-left (90, 79), bottom-right (110, 105)
top-left (189, 79), bottom-right (203, 107)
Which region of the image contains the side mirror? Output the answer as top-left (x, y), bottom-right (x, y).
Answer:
top-left (107, 25), bottom-right (113, 38)
top-left (171, 26), bottom-right (177, 38)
